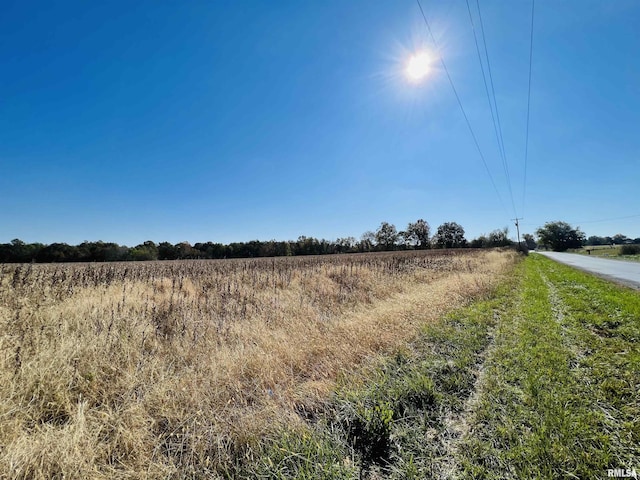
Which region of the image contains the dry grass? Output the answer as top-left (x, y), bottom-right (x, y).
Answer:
top-left (0, 250), bottom-right (516, 478)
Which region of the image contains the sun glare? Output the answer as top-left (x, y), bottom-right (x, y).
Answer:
top-left (406, 52), bottom-right (432, 82)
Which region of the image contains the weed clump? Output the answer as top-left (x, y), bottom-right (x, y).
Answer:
top-left (620, 244), bottom-right (640, 255)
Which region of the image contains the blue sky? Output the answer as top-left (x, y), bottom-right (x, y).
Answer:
top-left (2, 0), bottom-right (639, 246)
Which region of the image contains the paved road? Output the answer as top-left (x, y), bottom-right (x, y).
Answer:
top-left (537, 251), bottom-right (640, 289)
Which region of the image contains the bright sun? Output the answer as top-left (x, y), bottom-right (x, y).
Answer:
top-left (406, 52), bottom-right (432, 82)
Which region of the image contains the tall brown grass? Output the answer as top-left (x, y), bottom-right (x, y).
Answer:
top-left (0, 250), bottom-right (516, 478)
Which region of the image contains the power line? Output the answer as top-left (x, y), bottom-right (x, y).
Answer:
top-left (572, 214), bottom-right (640, 225)
top-left (465, 0), bottom-right (517, 217)
top-left (521, 214), bottom-right (640, 228)
top-left (415, 0), bottom-right (508, 215)
top-left (522, 0), bottom-right (535, 216)
top-left (476, 0), bottom-right (509, 178)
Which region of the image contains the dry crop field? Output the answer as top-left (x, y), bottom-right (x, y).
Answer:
top-left (0, 249), bottom-right (515, 478)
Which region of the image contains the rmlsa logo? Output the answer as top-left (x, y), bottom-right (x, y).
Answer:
top-left (608, 468), bottom-right (638, 478)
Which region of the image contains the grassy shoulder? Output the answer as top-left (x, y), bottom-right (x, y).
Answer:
top-left (242, 254), bottom-right (640, 479)
top-left (459, 254), bottom-right (639, 479)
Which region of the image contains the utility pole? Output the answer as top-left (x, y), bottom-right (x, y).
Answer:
top-left (512, 217), bottom-right (523, 249)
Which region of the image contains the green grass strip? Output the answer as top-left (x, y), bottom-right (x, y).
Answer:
top-left (459, 254), bottom-right (640, 479)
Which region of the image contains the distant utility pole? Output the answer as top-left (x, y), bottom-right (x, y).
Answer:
top-left (512, 218), bottom-right (523, 248)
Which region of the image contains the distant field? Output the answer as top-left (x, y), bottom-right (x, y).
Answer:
top-left (0, 250), bottom-right (515, 478)
top-left (573, 244), bottom-right (620, 257)
top-left (4, 251), bottom-right (637, 478)
top-left (571, 245), bottom-right (640, 262)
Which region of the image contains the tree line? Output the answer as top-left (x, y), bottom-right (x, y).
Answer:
top-left (0, 220), bottom-right (522, 263)
top-left (535, 221), bottom-right (640, 252)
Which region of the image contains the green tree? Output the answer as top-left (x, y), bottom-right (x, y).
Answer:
top-left (336, 237), bottom-right (356, 253)
top-left (487, 227), bottom-right (512, 247)
top-left (158, 242), bottom-right (179, 260)
top-left (471, 228), bottom-right (512, 248)
top-left (37, 243), bottom-right (78, 262)
top-left (433, 222), bottom-right (466, 249)
top-left (612, 234), bottom-right (629, 245)
top-left (358, 231), bottom-right (376, 252)
top-left (176, 241), bottom-right (199, 259)
top-left (585, 235), bottom-right (608, 246)
top-left (536, 221), bottom-right (585, 252)
top-left (470, 235), bottom-right (488, 248)
top-left (129, 241), bottom-right (158, 261)
top-left (404, 219), bottom-right (431, 249)
top-left (295, 236), bottom-right (321, 256)
top-left (375, 222), bottom-right (399, 250)
top-left (522, 233), bottom-right (537, 250)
